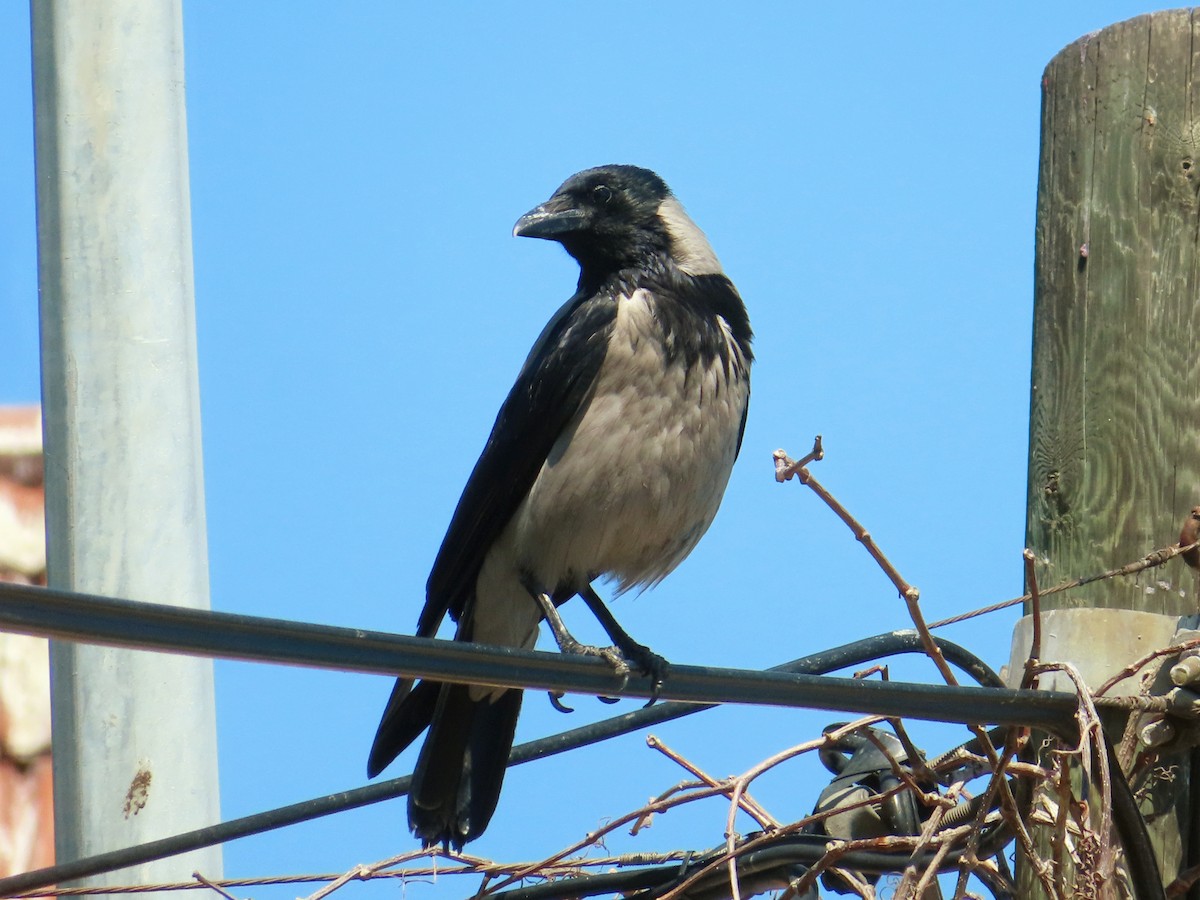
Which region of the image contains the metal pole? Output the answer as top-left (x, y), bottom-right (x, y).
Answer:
top-left (30, 0), bottom-right (222, 889)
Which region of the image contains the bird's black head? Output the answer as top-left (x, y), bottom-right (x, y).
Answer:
top-left (514, 165), bottom-right (722, 282)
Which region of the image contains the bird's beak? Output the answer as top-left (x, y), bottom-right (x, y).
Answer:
top-left (513, 196), bottom-right (588, 240)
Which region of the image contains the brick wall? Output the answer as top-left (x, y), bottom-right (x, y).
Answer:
top-left (0, 406), bottom-right (53, 873)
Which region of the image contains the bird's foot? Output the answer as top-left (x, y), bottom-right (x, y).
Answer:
top-left (530, 588), bottom-right (668, 703)
top-left (533, 589), bottom-right (631, 681)
top-left (616, 640), bottom-right (669, 706)
top-left (575, 583), bottom-right (669, 704)
top-left (564, 637), bottom-right (669, 706)
top-left (565, 635), bottom-right (670, 705)
top-left (556, 635), bottom-right (632, 682)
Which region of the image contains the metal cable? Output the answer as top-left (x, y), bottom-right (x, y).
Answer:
top-left (0, 624), bottom-right (1003, 895)
top-left (0, 581), bottom-right (1076, 725)
top-left (0, 583), bottom-right (1160, 899)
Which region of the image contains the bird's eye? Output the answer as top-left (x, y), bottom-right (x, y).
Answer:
top-left (592, 185), bottom-right (613, 204)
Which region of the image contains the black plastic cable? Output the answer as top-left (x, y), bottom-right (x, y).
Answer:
top-left (0, 629), bottom-right (1001, 895)
top-left (492, 832), bottom-right (1014, 900)
top-left (0, 585), bottom-right (1161, 899)
top-left (1108, 740), bottom-right (1164, 897)
top-left (0, 581), bottom-right (1077, 725)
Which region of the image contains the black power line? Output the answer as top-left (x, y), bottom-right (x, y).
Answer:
top-left (0, 582), bottom-right (1164, 899)
top-left (0, 580), bottom-right (1073, 723)
top-left (0, 627), bottom-right (1003, 895)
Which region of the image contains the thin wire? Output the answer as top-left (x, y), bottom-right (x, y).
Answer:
top-left (8, 855), bottom-right (696, 898)
top-left (928, 540), bottom-right (1199, 629)
top-left (929, 595), bottom-right (1026, 629)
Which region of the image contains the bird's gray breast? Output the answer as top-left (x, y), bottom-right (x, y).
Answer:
top-left (508, 287), bottom-right (750, 593)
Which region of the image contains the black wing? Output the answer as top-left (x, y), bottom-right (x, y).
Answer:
top-left (417, 289), bottom-right (618, 636)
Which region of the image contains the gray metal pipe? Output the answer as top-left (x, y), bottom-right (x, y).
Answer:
top-left (30, 0), bottom-right (222, 888)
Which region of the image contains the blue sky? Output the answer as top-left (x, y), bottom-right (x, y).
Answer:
top-left (0, 3), bottom-right (1177, 897)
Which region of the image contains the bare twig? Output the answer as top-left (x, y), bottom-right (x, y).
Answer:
top-left (781, 822), bottom-right (984, 900)
top-left (772, 446), bottom-right (913, 603)
top-left (481, 781), bottom-right (738, 895)
top-left (861, 729), bottom-right (950, 811)
top-left (647, 735), bottom-right (780, 830)
top-left (1091, 694), bottom-right (1170, 714)
top-left (772, 437), bottom-right (823, 482)
top-left (972, 725), bottom-right (1061, 898)
top-left (712, 722), bottom-right (885, 900)
top-left (853, 663), bottom-right (889, 680)
top-left (191, 872), bottom-right (240, 900)
top-left (302, 864), bottom-right (371, 900)
top-left (893, 781), bottom-right (964, 897)
top-left (774, 446), bottom-right (957, 687)
top-left (484, 722), bottom-right (915, 900)
top-left (1167, 861), bottom-right (1200, 897)
top-left (1115, 703), bottom-right (1147, 778)
top-left (629, 778), bottom-right (709, 835)
top-left (732, 718), bottom-right (885, 797)
top-left (888, 717), bottom-right (939, 786)
top-left (951, 725), bottom-right (1054, 899)
top-left (1094, 637), bottom-right (1200, 697)
top-left (908, 825), bottom-right (956, 899)
top-left (1032, 661), bottom-right (1117, 887)
top-left (1022, 549), bottom-right (1042, 689)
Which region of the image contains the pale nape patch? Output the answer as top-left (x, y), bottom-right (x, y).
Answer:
top-left (657, 197), bottom-right (724, 276)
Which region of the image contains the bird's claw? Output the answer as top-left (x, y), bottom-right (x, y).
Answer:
top-left (599, 646), bottom-right (632, 685)
top-left (619, 642), bottom-right (669, 706)
top-left (548, 690), bottom-right (575, 713)
top-left (557, 636), bottom-right (668, 703)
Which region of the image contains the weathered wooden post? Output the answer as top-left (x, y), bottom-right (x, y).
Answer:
top-left (1018, 8), bottom-right (1200, 894)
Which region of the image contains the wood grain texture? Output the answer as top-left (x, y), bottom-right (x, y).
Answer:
top-left (1029, 9), bottom-right (1200, 617)
top-left (1025, 12), bottom-right (1200, 894)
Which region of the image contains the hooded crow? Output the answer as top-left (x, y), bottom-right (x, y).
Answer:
top-left (367, 164), bottom-right (753, 849)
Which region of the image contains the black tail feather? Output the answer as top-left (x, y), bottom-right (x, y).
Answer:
top-left (466, 688), bottom-right (522, 838)
top-left (366, 677), bottom-right (440, 779)
top-left (409, 683), bottom-right (475, 843)
top-left (406, 684), bottom-right (523, 849)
